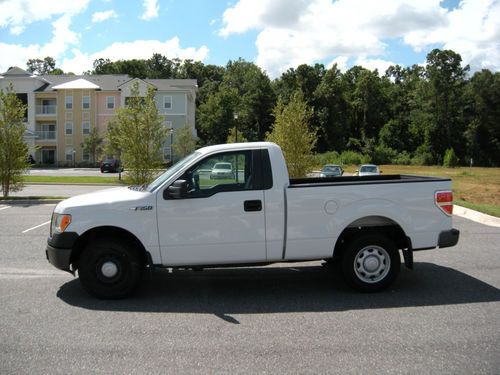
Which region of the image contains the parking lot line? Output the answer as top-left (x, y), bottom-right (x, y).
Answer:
top-left (0, 205), bottom-right (11, 211)
top-left (22, 220), bottom-right (51, 233)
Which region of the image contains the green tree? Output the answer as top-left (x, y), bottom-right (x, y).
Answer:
top-left (220, 59), bottom-right (275, 141)
top-left (226, 127), bottom-right (248, 143)
top-left (172, 124), bottom-right (197, 159)
top-left (81, 127), bottom-right (103, 165)
top-left (313, 64), bottom-right (349, 152)
top-left (266, 91), bottom-right (316, 178)
top-left (107, 82), bottom-right (167, 184)
top-left (425, 49), bottom-right (469, 162)
top-left (26, 57), bottom-right (63, 75)
top-left (197, 86), bottom-right (238, 145)
top-left (0, 84), bottom-right (29, 197)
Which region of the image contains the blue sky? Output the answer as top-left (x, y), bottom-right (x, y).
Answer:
top-left (1, 0), bottom-right (499, 78)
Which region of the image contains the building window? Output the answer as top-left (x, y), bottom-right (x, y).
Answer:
top-left (65, 95), bottom-right (73, 110)
top-left (106, 96), bottom-right (115, 109)
top-left (82, 150), bottom-right (90, 162)
top-left (82, 121), bottom-right (90, 135)
top-left (163, 96), bottom-right (172, 110)
top-left (65, 122), bottom-right (73, 135)
top-left (82, 95), bottom-right (90, 109)
top-left (65, 147), bottom-right (74, 162)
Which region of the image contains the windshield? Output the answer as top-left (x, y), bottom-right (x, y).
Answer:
top-left (322, 166), bottom-right (340, 172)
top-left (146, 152), bottom-right (201, 192)
top-left (214, 163), bottom-right (232, 170)
top-left (361, 166), bottom-right (377, 172)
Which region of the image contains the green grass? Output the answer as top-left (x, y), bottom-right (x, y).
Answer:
top-left (22, 176), bottom-right (124, 184)
top-left (378, 165), bottom-right (500, 218)
top-left (455, 199), bottom-right (500, 218)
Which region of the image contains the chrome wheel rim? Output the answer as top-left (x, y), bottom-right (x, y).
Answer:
top-left (354, 245), bottom-right (390, 284)
top-left (100, 261), bottom-right (119, 279)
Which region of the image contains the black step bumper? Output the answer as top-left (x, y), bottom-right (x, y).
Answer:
top-left (438, 228), bottom-right (460, 248)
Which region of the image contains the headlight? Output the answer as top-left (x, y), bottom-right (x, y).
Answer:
top-left (51, 213), bottom-right (72, 236)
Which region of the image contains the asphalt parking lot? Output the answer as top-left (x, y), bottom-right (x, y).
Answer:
top-left (0, 203), bottom-right (499, 374)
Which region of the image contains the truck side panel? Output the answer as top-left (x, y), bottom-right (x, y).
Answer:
top-left (283, 179), bottom-right (453, 260)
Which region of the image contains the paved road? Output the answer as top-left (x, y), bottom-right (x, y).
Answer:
top-left (0, 204), bottom-right (498, 374)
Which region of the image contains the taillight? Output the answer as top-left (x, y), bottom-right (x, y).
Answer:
top-left (435, 191), bottom-right (453, 216)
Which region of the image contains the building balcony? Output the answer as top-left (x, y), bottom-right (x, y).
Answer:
top-left (35, 131), bottom-right (57, 140)
top-left (36, 105), bottom-right (57, 116)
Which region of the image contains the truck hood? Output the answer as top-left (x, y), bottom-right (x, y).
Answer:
top-left (55, 186), bottom-right (151, 212)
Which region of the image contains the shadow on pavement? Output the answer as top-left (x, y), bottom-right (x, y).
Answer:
top-left (57, 262), bottom-right (500, 322)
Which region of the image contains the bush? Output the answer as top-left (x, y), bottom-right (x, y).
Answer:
top-left (313, 151), bottom-right (340, 166)
top-left (339, 150), bottom-right (371, 165)
top-left (371, 145), bottom-right (397, 165)
top-left (443, 148), bottom-right (459, 168)
top-left (392, 151), bottom-right (412, 165)
top-left (411, 144), bottom-right (434, 166)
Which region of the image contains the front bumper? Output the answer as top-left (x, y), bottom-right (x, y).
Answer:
top-left (438, 228), bottom-right (460, 248)
top-left (45, 232), bottom-right (79, 273)
top-left (46, 245), bottom-right (72, 272)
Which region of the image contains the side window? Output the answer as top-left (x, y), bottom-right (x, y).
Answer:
top-left (183, 150), bottom-right (253, 198)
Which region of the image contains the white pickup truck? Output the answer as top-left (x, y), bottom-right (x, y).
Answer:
top-left (46, 142), bottom-right (459, 298)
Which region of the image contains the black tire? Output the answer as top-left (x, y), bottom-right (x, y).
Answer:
top-left (78, 238), bottom-right (143, 299)
top-left (341, 235), bottom-right (400, 292)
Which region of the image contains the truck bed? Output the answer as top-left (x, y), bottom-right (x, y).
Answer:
top-left (289, 174), bottom-right (450, 187)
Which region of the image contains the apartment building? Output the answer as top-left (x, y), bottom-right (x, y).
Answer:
top-left (0, 67), bottom-right (197, 166)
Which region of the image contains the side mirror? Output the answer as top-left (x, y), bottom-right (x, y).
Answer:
top-left (165, 179), bottom-right (188, 199)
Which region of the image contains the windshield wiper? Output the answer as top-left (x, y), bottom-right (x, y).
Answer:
top-left (128, 184), bottom-right (148, 191)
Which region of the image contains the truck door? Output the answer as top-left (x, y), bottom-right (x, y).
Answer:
top-left (157, 149), bottom-right (267, 265)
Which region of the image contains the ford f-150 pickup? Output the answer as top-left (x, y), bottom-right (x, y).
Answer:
top-left (46, 142), bottom-right (459, 298)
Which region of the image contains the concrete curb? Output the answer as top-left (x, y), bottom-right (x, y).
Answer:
top-left (1, 199), bottom-right (64, 205)
top-left (454, 205), bottom-right (500, 228)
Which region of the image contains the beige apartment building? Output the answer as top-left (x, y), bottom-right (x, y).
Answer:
top-left (0, 67), bottom-right (197, 166)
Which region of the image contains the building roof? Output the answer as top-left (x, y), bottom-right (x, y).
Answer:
top-left (1, 67), bottom-right (197, 92)
top-left (52, 78), bottom-right (101, 90)
top-left (146, 79), bottom-right (198, 91)
top-left (37, 74), bottom-right (130, 91)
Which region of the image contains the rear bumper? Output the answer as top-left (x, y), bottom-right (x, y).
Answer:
top-left (438, 228), bottom-right (460, 248)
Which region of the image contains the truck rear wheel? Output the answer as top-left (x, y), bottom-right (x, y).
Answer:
top-left (341, 235), bottom-right (400, 292)
top-left (78, 238), bottom-right (143, 299)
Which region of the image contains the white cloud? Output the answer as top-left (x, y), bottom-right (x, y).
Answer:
top-left (404, 0), bottom-right (500, 71)
top-left (220, 0), bottom-right (500, 77)
top-left (0, 0), bottom-right (90, 35)
top-left (60, 37), bottom-right (210, 73)
top-left (327, 56), bottom-right (349, 72)
top-left (0, 12), bottom-right (82, 73)
top-left (91, 10), bottom-right (118, 23)
top-left (141, 0), bottom-right (159, 21)
top-left (354, 57), bottom-right (397, 74)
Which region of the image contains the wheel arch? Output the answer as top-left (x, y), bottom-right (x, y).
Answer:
top-left (70, 226), bottom-right (149, 271)
top-left (333, 215), bottom-right (411, 259)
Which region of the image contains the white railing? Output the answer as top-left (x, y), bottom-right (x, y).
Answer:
top-left (36, 105), bottom-right (57, 115)
top-left (35, 131), bottom-right (56, 140)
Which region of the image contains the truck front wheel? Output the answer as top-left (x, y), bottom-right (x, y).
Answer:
top-left (78, 238), bottom-right (143, 299)
top-left (341, 235), bottom-right (400, 292)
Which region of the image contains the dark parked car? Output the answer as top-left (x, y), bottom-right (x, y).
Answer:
top-left (100, 158), bottom-right (122, 173)
top-left (319, 164), bottom-right (343, 177)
